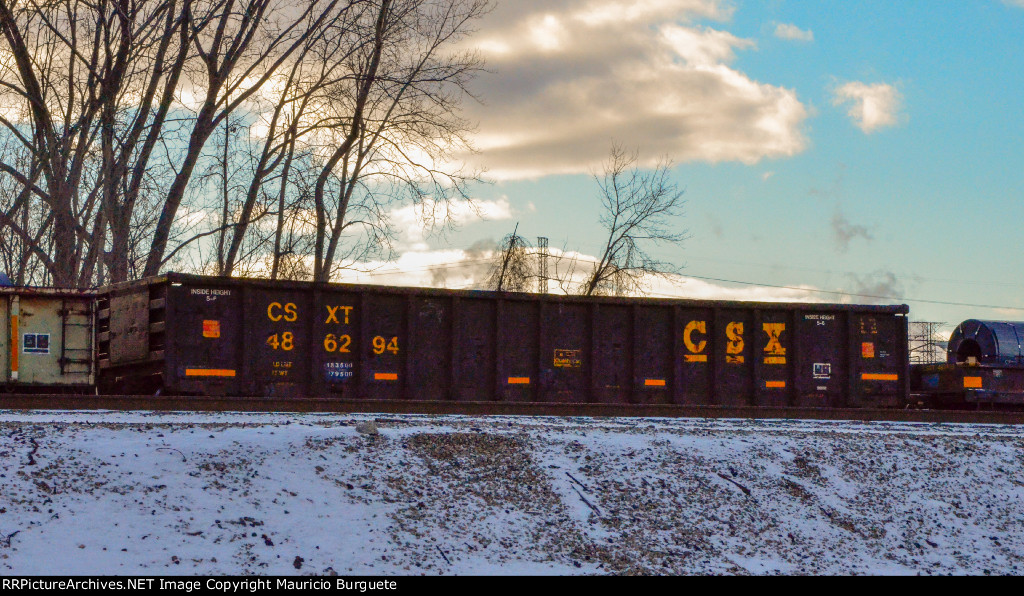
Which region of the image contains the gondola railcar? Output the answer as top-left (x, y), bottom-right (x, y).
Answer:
top-left (96, 273), bottom-right (911, 407)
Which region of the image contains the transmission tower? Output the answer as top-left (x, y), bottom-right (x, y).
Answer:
top-left (537, 237), bottom-right (548, 294)
top-left (909, 321), bottom-right (947, 364)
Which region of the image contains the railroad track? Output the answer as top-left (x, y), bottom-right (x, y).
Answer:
top-left (3, 394), bottom-right (1024, 425)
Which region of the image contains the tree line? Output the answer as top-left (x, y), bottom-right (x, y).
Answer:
top-left (0, 0), bottom-right (489, 288)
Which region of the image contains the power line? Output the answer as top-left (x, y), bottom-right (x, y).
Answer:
top-left (337, 252), bottom-right (1024, 312)
top-left (685, 255), bottom-right (1024, 289)
top-left (657, 274), bottom-right (1024, 311)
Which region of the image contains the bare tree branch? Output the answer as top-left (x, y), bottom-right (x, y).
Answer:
top-left (580, 144), bottom-right (688, 297)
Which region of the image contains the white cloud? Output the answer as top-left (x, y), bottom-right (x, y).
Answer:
top-left (773, 23), bottom-right (813, 42)
top-left (642, 271), bottom-right (906, 305)
top-left (325, 239), bottom-right (887, 307)
top-left (661, 25), bottom-right (756, 66)
top-left (460, 0), bottom-right (809, 179)
top-left (831, 81), bottom-right (904, 133)
top-left (574, 0), bottom-right (733, 26)
top-left (333, 246), bottom-right (496, 290)
top-left (333, 247), bottom-right (838, 304)
top-left (529, 14), bottom-right (567, 52)
top-left (387, 197), bottom-right (512, 251)
top-left (655, 275), bottom-right (823, 303)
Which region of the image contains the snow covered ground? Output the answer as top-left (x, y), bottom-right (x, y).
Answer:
top-left (1, 410), bottom-right (1023, 576)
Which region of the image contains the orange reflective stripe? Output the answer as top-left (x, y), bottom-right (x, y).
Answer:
top-left (507, 377), bottom-right (530, 384)
top-left (10, 313), bottom-right (18, 375)
top-left (374, 372), bottom-right (398, 381)
top-left (861, 373), bottom-right (898, 381)
top-left (186, 368), bottom-right (235, 378)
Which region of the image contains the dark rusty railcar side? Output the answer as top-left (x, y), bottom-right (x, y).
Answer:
top-left (97, 273), bottom-right (910, 406)
top-left (909, 320), bottom-right (1024, 407)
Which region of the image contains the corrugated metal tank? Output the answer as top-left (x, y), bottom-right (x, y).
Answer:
top-left (947, 320), bottom-right (1024, 366)
top-left (98, 273), bottom-right (911, 407)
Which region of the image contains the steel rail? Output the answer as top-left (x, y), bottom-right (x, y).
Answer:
top-left (3, 394), bottom-right (1024, 424)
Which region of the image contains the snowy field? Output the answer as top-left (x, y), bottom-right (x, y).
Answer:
top-left (1, 410), bottom-right (1023, 576)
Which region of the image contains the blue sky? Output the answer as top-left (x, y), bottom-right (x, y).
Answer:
top-left (338, 0), bottom-right (1024, 333)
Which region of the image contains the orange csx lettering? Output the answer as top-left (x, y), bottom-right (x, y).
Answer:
top-left (726, 322), bottom-right (744, 363)
top-left (267, 302), bottom-right (298, 322)
top-left (763, 323), bottom-right (786, 364)
top-left (683, 320), bottom-right (708, 362)
top-left (325, 305), bottom-right (353, 325)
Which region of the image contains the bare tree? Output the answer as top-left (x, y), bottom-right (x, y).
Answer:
top-left (309, 0), bottom-right (490, 282)
top-left (0, 0), bottom-right (210, 286)
top-left (214, 2), bottom-right (366, 277)
top-left (485, 224), bottom-right (533, 292)
top-left (142, 0), bottom-right (347, 277)
top-left (0, 0), bottom-right (488, 287)
top-left (0, 147), bottom-right (49, 284)
top-left (579, 144), bottom-right (687, 296)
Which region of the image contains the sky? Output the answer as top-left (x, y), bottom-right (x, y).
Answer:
top-left (336, 0), bottom-right (1024, 336)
